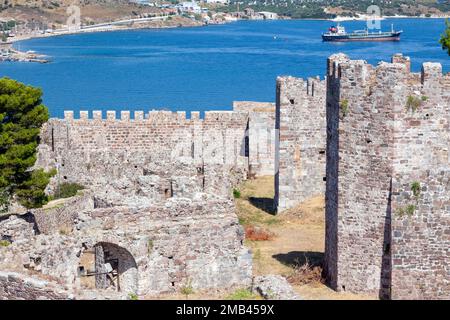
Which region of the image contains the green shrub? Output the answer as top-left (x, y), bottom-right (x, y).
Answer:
top-left (396, 207), bottom-right (406, 217)
top-left (340, 99), bottom-right (349, 117)
top-left (0, 240), bottom-right (11, 247)
top-left (128, 293), bottom-right (138, 300)
top-left (225, 288), bottom-right (259, 300)
top-left (406, 204), bottom-right (416, 216)
top-left (405, 95), bottom-right (422, 112)
top-left (52, 182), bottom-right (84, 200)
top-left (180, 279), bottom-right (194, 298)
top-left (233, 188), bottom-right (241, 199)
top-left (411, 181), bottom-right (421, 198)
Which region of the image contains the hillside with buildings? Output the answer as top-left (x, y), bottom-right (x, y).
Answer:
top-left (3, 0), bottom-right (448, 36)
top-left (227, 0), bottom-right (450, 19)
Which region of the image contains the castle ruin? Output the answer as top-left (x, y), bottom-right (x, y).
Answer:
top-left (1, 53), bottom-right (449, 300)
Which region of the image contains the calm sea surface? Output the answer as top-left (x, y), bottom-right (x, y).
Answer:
top-left (1, 19), bottom-right (449, 117)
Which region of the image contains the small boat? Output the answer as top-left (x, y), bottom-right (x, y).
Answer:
top-left (322, 23), bottom-right (402, 42)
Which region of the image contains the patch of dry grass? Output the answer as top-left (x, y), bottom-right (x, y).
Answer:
top-left (235, 176), bottom-right (281, 227)
top-left (286, 258), bottom-right (325, 286)
top-left (235, 175), bottom-right (376, 300)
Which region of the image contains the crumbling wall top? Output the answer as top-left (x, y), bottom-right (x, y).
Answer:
top-left (328, 53), bottom-right (445, 90)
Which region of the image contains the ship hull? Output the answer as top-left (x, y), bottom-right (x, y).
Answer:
top-left (322, 32), bottom-right (401, 42)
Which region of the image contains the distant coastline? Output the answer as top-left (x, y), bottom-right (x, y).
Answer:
top-left (4, 15), bottom-right (448, 63)
top-left (9, 14), bottom-right (449, 44)
top-left (330, 14), bottom-right (450, 22)
top-left (2, 18), bottom-right (447, 117)
top-left (5, 16), bottom-right (208, 62)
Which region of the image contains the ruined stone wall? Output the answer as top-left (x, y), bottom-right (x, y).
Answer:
top-left (33, 193), bottom-right (94, 235)
top-left (233, 101), bottom-right (276, 177)
top-left (36, 110), bottom-right (249, 202)
top-left (275, 76), bottom-right (326, 212)
top-left (324, 53), bottom-right (450, 299)
top-left (0, 194), bottom-right (252, 298)
top-left (0, 271), bottom-right (72, 300)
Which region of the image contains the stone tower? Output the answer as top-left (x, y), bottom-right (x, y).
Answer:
top-left (275, 76), bottom-right (326, 212)
top-left (324, 53), bottom-right (450, 299)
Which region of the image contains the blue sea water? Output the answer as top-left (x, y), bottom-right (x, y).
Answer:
top-left (0, 19), bottom-right (449, 118)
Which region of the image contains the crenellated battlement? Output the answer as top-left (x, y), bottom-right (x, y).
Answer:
top-left (61, 109), bottom-right (249, 123)
top-left (328, 53), bottom-right (447, 94)
top-left (276, 75), bottom-right (326, 100)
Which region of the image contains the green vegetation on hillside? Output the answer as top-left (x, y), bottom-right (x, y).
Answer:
top-left (0, 77), bottom-right (54, 211)
top-left (227, 0), bottom-right (450, 19)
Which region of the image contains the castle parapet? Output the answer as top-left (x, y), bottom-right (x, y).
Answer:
top-left (421, 62), bottom-right (442, 87)
top-left (106, 110), bottom-right (116, 121)
top-left (93, 110), bottom-right (102, 120)
top-left (120, 111), bottom-right (130, 121)
top-left (191, 111), bottom-right (200, 120)
top-left (80, 111), bottom-right (89, 120)
top-left (327, 53), bottom-right (350, 78)
top-left (135, 111), bottom-right (144, 120)
top-left (64, 111), bottom-right (74, 120)
top-left (392, 53), bottom-right (411, 72)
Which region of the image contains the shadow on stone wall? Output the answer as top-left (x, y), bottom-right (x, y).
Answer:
top-left (379, 179), bottom-right (392, 300)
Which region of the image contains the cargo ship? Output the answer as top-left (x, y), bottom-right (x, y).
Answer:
top-left (322, 24), bottom-right (402, 42)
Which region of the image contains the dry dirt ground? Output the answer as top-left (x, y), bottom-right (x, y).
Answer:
top-left (235, 176), bottom-right (376, 300)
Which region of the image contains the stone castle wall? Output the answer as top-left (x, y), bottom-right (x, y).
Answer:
top-left (324, 53), bottom-right (450, 299)
top-left (233, 101), bottom-right (276, 177)
top-left (0, 194), bottom-right (252, 297)
top-left (390, 61), bottom-right (450, 300)
top-left (0, 271), bottom-right (72, 300)
top-left (274, 76), bottom-right (326, 212)
top-left (33, 193), bottom-right (94, 235)
top-left (36, 110), bottom-right (250, 202)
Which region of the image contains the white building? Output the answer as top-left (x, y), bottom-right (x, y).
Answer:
top-left (179, 1), bottom-right (202, 14)
top-left (258, 11), bottom-right (278, 20)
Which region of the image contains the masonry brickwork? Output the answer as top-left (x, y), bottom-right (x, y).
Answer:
top-left (36, 110), bottom-right (251, 204)
top-left (324, 53), bottom-right (450, 300)
top-left (233, 101), bottom-right (276, 177)
top-left (274, 76), bottom-right (327, 212)
top-left (1, 107), bottom-right (266, 299)
top-left (0, 194), bottom-right (252, 298)
top-left (0, 271), bottom-right (72, 300)
top-left (1, 55), bottom-right (449, 300)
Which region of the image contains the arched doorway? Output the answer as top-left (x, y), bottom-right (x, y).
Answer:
top-left (78, 242), bottom-right (138, 294)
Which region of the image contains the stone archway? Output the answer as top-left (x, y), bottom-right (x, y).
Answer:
top-left (78, 242), bottom-right (138, 294)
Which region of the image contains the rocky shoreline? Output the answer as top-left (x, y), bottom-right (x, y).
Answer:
top-left (3, 15), bottom-right (209, 63)
top-left (0, 44), bottom-right (49, 63)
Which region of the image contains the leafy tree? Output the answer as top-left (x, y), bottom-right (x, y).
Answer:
top-left (440, 19), bottom-right (450, 56)
top-left (0, 78), bottom-right (54, 210)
